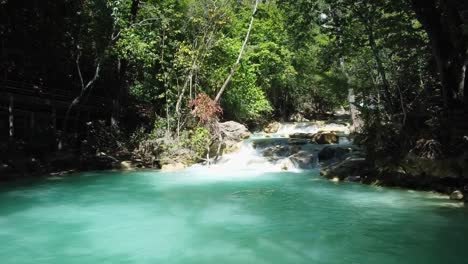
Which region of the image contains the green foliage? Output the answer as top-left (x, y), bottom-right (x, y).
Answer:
top-left (150, 117), bottom-right (169, 139)
top-left (182, 126), bottom-right (211, 159)
top-left (223, 65), bottom-right (272, 121)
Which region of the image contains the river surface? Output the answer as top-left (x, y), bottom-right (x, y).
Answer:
top-left (1, 168), bottom-right (467, 264)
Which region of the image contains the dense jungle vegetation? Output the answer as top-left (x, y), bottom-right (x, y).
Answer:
top-left (1, 0), bottom-right (467, 185)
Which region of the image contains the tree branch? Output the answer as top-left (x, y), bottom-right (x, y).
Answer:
top-left (214, 0), bottom-right (259, 103)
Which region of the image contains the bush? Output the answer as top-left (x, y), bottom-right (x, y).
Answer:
top-left (182, 126), bottom-right (211, 159)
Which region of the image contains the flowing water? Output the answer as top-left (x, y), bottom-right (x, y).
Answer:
top-left (1, 123), bottom-right (467, 264)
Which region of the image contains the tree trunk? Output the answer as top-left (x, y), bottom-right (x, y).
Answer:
top-left (410, 0), bottom-right (468, 107)
top-left (111, 0), bottom-right (140, 129)
top-left (214, 0), bottom-right (259, 103)
top-left (59, 54), bottom-right (101, 150)
top-left (367, 26), bottom-right (393, 108)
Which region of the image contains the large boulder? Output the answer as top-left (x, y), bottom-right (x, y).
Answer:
top-left (318, 146), bottom-right (352, 161)
top-left (278, 158), bottom-right (296, 171)
top-left (262, 145), bottom-right (301, 160)
top-left (160, 147), bottom-right (197, 165)
top-left (313, 132), bottom-right (339, 144)
top-left (289, 151), bottom-right (316, 169)
top-left (219, 121), bottom-right (251, 141)
top-left (320, 155), bottom-right (369, 181)
top-left (264, 122), bottom-right (281, 134)
top-left (210, 121), bottom-right (251, 157)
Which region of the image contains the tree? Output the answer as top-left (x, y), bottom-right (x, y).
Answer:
top-left (214, 0), bottom-right (260, 103)
top-left (410, 0), bottom-right (468, 107)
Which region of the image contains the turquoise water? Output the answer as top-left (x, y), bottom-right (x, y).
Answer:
top-left (0, 169), bottom-right (467, 264)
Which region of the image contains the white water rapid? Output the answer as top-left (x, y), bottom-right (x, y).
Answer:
top-left (189, 121), bottom-right (351, 175)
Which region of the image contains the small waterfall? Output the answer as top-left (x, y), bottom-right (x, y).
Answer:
top-left (188, 121), bottom-right (351, 175)
top-left (265, 121), bottom-right (350, 137)
top-left (275, 122), bottom-right (320, 135)
top-left (189, 141), bottom-right (303, 175)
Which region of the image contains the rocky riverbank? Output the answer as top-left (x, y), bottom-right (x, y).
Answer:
top-left (317, 138), bottom-right (468, 203)
top-left (260, 120), bottom-right (468, 203)
top-left (2, 118), bottom-right (466, 204)
top-left (0, 120), bottom-right (252, 181)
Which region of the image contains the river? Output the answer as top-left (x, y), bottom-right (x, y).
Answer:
top-left (0, 124), bottom-right (467, 263)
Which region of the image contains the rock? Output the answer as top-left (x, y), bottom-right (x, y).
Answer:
top-left (134, 139), bottom-right (165, 166)
top-left (346, 176), bottom-right (362, 182)
top-left (49, 170), bottom-right (75, 177)
top-left (289, 132), bottom-right (339, 144)
top-left (219, 121), bottom-right (251, 141)
top-left (161, 162), bottom-right (187, 172)
top-left (120, 161), bottom-right (135, 170)
top-left (289, 151), bottom-right (316, 169)
top-left (214, 121), bottom-right (251, 156)
top-left (263, 145), bottom-right (289, 158)
top-left (402, 153), bottom-right (463, 179)
top-left (253, 138), bottom-right (289, 149)
top-left (262, 145), bottom-right (301, 160)
top-left (318, 146), bottom-right (352, 161)
top-left (289, 113), bottom-right (309, 122)
top-left (450, 190), bottom-right (464, 201)
top-left (224, 142), bottom-right (243, 154)
top-left (160, 147), bottom-right (197, 165)
top-left (320, 123), bottom-right (351, 134)
top-left (264, 122), bottom-right (281, 134)
top-left (330, 177), bottom-right (340, 183)
top-left (288, 139), bottom-right (309, 145)
top-left (278, 159), bottom-right (296, 171)
top-left (289, 133), bottom-right (316, 139)
top-left (313, 132), bottom-right (339, 144)
top-left (320, 156), bottom-right (368, 181)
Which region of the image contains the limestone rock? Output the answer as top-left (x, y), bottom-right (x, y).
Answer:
top-left (450, 190), bottom-right (464, 201)
top-left (320, 156), bottom-right (368, 181)
top-left (219, 121), bottom-right (251, 141)
top-left (262, 145), bottom-right (301, 160)
top-left (120, 161), bottom-right (135, 170)
top-left (278, 159), bottom-right (296, 171)
top-left (289, 151), bottom-right (316, 169)
top-left (313, 132), bottom-right (339, 144)
top-left (161, 162), bottom-right (187, 172)
top-left (212, 121), bottom-right (251, 157)
top-left (264, 122), bottom-right (281, 134)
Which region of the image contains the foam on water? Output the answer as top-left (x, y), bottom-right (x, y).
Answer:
top-left (270, 122), bottom-right (351, 136)
top-left (276, 122), bottom-right (321, 135)
top-left (189, 142), bottom-right (302, 176)
top-left (183, 121), bottom-right (350, 180)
